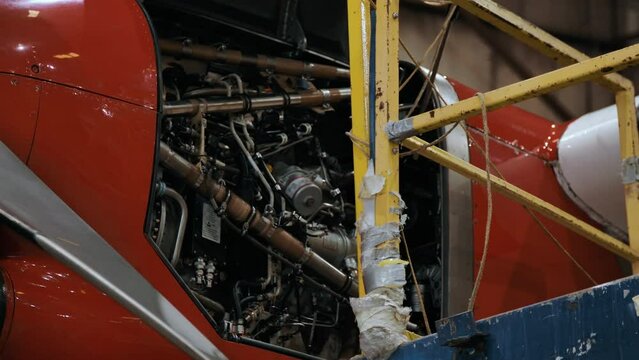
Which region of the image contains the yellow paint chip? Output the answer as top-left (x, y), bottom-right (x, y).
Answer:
top-left (53, 52), bottom-right (80, 59)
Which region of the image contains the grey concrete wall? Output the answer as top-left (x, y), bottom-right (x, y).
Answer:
top-left (398, 1), bottom-right (639, 121)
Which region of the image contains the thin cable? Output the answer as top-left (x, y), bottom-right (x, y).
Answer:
top-left (399, 121), bottom-right (459, 157)
top-left (467, 93), bottom-right (492, 311)
top-left (348, 119), bottom-right (458, 160)
top-left (398, 32), bottom-right (445, 91)
top-left (528, 210), bottom-right (598, 285)
top-left (460, 123), bottom-right (597, 286)
top-left (399, 61), bottom-right (459, 158)
top-left (400, 229), bottom-right (432, 334)
top-left (405, 5), bottom-right (458, 117)
top-left (364, 0), bottom-right (447, 93)
top-left (261, 136), bottom-right (313, 158)
top-left (407, 77), bottom-right (430, 117)
top-left (420, 5), bottom-right (458, 113)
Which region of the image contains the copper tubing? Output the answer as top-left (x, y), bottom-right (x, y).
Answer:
top-left (159, 142), bottom-right (358, 297)
top-left (163, 88), bottom-right (351, 116)
top-left (159, 39), bottom-right (350, 80)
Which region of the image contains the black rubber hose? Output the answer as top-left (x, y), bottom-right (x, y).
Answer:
top-left (234, 280), bottom-right (260, 321)
top-left (192, 291), bottom-right (226, 315)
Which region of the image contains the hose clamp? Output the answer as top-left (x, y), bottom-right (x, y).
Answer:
top-left (280, 90), bottom-right (291, 107)
top-left (320, 89), bottom-right (330, 104)
top-left (181, 40), bottom-right (193, 56)
top-left (193, 173), bottom-right (205, 188)
top-left (241, 207), bottom-right (257, 236)
top-left (298, 247), bottom-right (312, 264)
top-left (338, 274), bottom-right (354, 294)
top-left (216, 189), bottom-right (232, 217)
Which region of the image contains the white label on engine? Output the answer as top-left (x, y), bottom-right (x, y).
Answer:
top-left (202, 202), bottom-right (221, 244)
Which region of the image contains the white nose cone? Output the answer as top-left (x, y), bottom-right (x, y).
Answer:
top-left (555, 96), bottom-right (639, 239)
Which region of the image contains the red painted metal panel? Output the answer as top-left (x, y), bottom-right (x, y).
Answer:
top-left (0, 263), bottom-right (14, 354)
top-left (22, 82), bottom-right (288, 359)
top-left (0, 74), bottom-right (40, 162)
top-left (0, 228), bottom-right (187, 359)
top-left (0, 227), bottom-right (294, 359)
top-left (25, 81), bottom-right (217, 339)
top-left (449, 80), bottom-right (623, 319)
top-left (0, 2), bottom-right (293, 356)
top-left (0, 0), bottom-right (157, 108)
top-left (451, 81), bottom-right (565, 162)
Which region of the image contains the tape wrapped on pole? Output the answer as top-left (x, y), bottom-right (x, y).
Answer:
top-left (350, 161), bottom-right (410, 360)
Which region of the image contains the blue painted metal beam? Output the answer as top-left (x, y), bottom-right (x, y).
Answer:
top-left (391, 275), bottom-right (639, 359)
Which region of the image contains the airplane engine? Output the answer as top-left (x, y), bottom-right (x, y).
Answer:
top-left (144, 4), bottom-right (449, 355)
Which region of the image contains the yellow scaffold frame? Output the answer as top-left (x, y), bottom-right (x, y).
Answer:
top-left (348, 0), bottom-right (639, 301)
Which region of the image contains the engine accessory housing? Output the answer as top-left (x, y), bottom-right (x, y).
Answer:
top-left (273, 164), bottom-right (323, 217)
top-left (306, 224), bottom-right (355, 266)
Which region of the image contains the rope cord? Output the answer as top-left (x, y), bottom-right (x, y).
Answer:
top-left (467, 93), bottom-right (493, 311)
top-left (400, 229), bottom-right (432, 334)
top-left (460, 123), bottom-right (597, 286)
top-left (345, 131), bottom-right (371, 158)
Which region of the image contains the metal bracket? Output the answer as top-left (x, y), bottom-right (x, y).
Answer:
top-left (622, 156), bottom-right (639, 184)
top-left (386, 118), bottom-right (418, 142)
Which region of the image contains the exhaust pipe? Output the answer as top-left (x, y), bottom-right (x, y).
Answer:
top-left (159, 39), bottom-right (350, 80)
top-left (163, 88), bottom-right (351, 116)
top-left (158, 142), bottom-right (358, 297)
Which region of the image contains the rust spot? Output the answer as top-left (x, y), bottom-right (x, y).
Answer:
top-left (601, 66), bottom-right (613, 73)
top-left (379, 102), bottom-right (385, 110)
top-left (429, 111), bottom-right (435, 118)
top-left (566, 300), bottom-right (578, 311)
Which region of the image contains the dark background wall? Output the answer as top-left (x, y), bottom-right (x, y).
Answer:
top-left (399, 0), bottom-right (639, 121)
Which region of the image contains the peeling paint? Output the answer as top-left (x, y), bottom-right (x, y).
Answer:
top-left (632, 295), bottom-right (639, 317)
top-left (564, 333), bottom-right (597, 357)
top-left (575, 337), bottom-right (594, 357)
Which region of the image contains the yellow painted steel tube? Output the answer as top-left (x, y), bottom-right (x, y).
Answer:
top-left (401, 136), bottom-right (639, 262)
top-left (387, 43), bottom-right (639, 141)
top-left (451, 0), bottom-right (639, 274)
top-left (450, 0), bottom-right (632, 91)
top-left (374, 0), bottom-right (401, 226)
top-left (347, 0), bottom-right (371, 297)
top-left (616, 87), bottom-right (639, 273)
